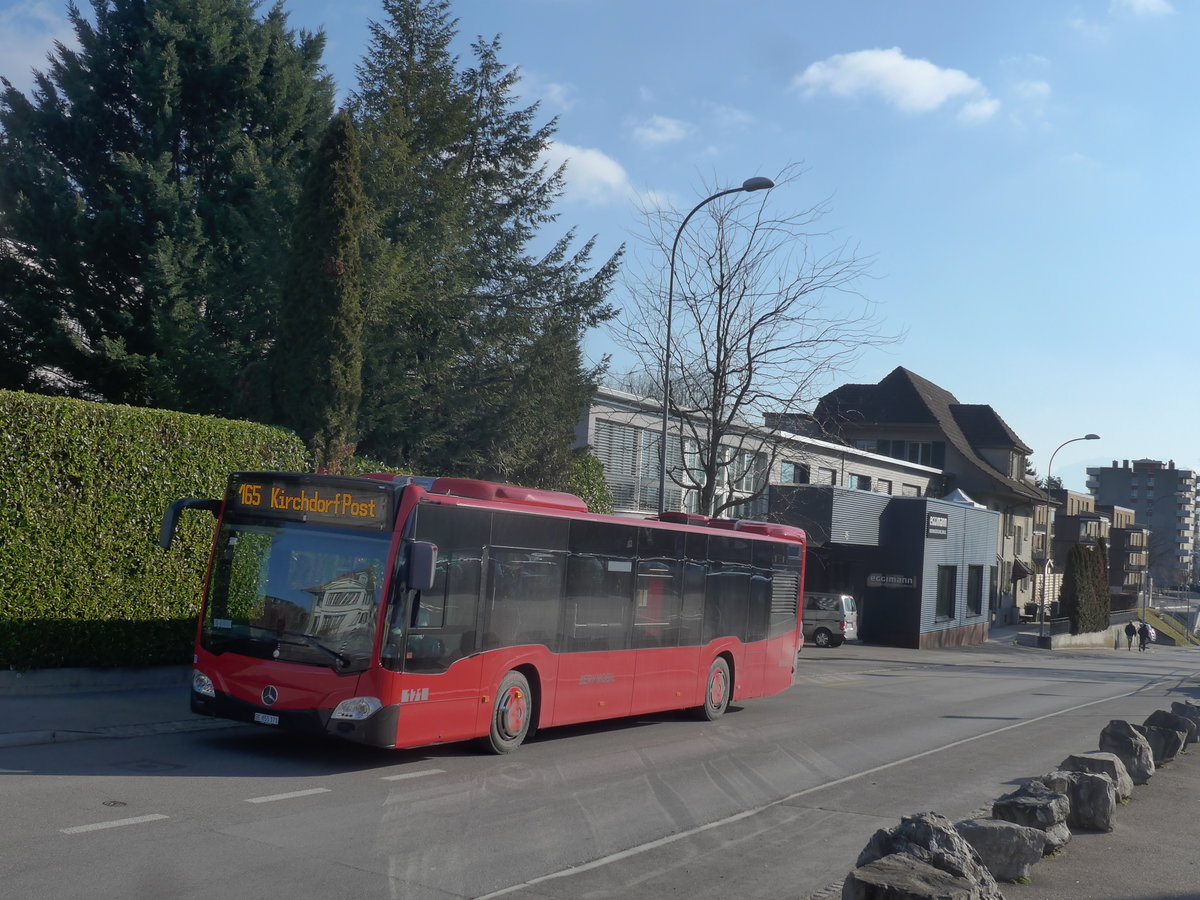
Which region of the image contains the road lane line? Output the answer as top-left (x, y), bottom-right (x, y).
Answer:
top-left (476, 686), bottom-right (1146, 899)
top-left (382, 768), bottom-right (445, 781)
top-left (244, 788), bottom-right (331, 804)
top-left (61, 814), bottom-right (169, 834)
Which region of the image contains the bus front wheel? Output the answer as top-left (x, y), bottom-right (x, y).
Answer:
top-left (484, 671), bottom-right (532, 754)
top-left (698, 657), bottom-right (731, 721)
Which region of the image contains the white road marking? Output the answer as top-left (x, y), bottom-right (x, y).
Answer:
top-left (382, 768), bottom-right (445, 781)
top-left (244, 788), bottom-right (331, 804)
top-left (61, 814), bottom-right (169, 834)
top-left (476, 686), bottom-right (1146, 899)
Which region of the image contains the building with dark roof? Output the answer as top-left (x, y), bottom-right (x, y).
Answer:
top-left (812, 366), bottom-right (1049, 625)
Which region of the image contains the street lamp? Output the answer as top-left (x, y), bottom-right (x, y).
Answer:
top-left (1038, 433), bottom-right (1101, 639)
top-left (657, 176), bottom-right (775, 514)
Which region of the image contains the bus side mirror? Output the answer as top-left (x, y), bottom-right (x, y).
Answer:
top-left (159, 498), bottom-right (221, 549)
top-left (408, 541), bottom-right (438, 592)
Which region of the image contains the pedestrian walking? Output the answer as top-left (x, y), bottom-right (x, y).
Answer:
top-left (1125, 620), bottom-right (1138, 650)
top-left (1138, 620), bottom-right (1152, 652)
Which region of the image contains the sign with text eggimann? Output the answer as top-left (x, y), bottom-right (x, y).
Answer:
top-left (926, 512), bottom-right (949, 540)
top-left (226, 474), bottom-right (393, 530)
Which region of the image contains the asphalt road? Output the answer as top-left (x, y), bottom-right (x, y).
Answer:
top-left (1, 639), bottom-right (1197, 899)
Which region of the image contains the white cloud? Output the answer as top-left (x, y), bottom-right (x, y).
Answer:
top-left (1068, 16), bottom-right (1110, 40)
top-left (540, 81), bottom-right (577, 111)
top-left (1112, 0), bottom-right (1174, 16)
top-left (793, 47), bottom-right (998, 121)
top-left (705, 102), bottom-right (754, 130)
top-left (542, 141), bottom-right (635, 205)
top-left (632, 114), bottom-right (691, 147)
top-left (518, 70), bottom-right (578, 112)
top-left (958, 97), bottom-right (1000, 124)
top-left (1015, 80), bottom-right (1052, 101)
top-left (1007, 79), bottom-right (1052, 129)
top-left (0, 1), bottom-right (74, 95)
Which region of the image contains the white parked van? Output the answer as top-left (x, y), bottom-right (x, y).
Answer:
top-left (802, 591), bottom-right (858, 648)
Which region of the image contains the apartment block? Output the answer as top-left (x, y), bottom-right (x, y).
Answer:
top-left (1086, 459), bottom-right (1197, 588)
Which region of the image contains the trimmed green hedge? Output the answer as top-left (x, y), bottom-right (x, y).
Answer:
top-left (0, 390), bottom-right (308, 669)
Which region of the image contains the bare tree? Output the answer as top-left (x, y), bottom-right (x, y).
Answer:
top-left (615, 166), bottom-right (898, 517)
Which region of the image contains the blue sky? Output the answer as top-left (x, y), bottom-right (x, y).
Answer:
top-left (2, 0), bottom-right (1196, 491)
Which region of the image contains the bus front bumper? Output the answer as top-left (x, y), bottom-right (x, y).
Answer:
top-left (192, 690), bottom-right (401, 748)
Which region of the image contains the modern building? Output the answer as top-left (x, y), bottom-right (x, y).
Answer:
top-left (1086, 459), bottom-right (1197, 589)
top-left (770, 484), bottom-right (1000, 648)
top-left (812, 367), bottom-right (1050, 625)
top-left (579, 385), bottom-right (1000, 648)
top-left (579, 385), bottom-right (943, 520)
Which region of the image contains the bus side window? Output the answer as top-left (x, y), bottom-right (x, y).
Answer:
top-left (401, 505), bottom-right (489, 672)
top-left (707, 535), bottom-right (752, 642)
top-left (564, 554), bottom-right (633, 652)
top-left (633, 559), bottom-right (682, 648)
top-left (679, 562), bottom-right (705, 646)
top-left (483, 550), bottom-right (564, 651)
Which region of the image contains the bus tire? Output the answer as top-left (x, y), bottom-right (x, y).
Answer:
top-left (698, 657), bottom-right (731, 721)
top-left (484, 671), bottom-right (532, 754)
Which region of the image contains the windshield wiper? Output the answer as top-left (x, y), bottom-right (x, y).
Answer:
top-left (218, 624), bottom-right (353, 669)
top-left (273, 631), bottom-right (353, 670)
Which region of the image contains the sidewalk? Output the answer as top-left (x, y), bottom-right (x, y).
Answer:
top-left (0, 664), bottom-right (232, 749)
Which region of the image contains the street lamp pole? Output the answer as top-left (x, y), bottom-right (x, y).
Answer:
top-left (657, 176), bottom-right (775, 514)
top-left (1038, 433), bottom-right (1101, 639)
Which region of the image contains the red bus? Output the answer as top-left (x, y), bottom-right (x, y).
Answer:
top-left (160, 472), bottom-right (806, 753)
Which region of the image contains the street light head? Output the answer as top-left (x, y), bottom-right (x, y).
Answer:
top-left (1084, 433), bottom-right (1100, 440)
top-left (741, 176), bottom-right (775, 192)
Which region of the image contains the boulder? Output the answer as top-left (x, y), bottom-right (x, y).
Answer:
top-left (1132, 723), bottom-right (1186, 766)
top-left (1098, 720), bottom-right (1155, 784)
top-left (991, 782), bottom-right (1071, 854)
top-left (1170, 700), bottom-right (1200, 732)
top-left (842, 852), bottom-right (999, 900)
top-left (1145, 709), bottom-right (1197, 746)
top-left (955, 817), bottom-right (1046, 882)
top-left (1059, 752), bottom-right (1133, 802)
top-left (853, 811), bottom-right (1003, 900)
top-left (1037, 770), bottom-right (1116, 832)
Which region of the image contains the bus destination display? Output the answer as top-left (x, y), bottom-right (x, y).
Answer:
top-left (228, 476), bottom-right (392, 529)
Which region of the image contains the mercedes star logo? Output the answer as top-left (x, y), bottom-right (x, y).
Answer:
top-left (261, 685), bottom-right (278, 706)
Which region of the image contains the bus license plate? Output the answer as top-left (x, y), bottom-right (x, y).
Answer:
top-left (254, 712), bottom-right (280, 726)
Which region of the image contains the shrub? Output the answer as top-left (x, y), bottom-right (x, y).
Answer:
top-left (0, 390), bottom-right (308, 668)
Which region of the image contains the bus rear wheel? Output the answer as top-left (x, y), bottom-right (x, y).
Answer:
top-left (697, 657), bottom-right (731, 721)
top-left (484, 671), bottom-right (532, 754)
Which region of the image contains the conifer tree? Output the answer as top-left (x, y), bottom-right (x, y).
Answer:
top-left (1059, 541), bottom-right (1113, 635)
top-left (271, 110), bottom-right (367, 470)
top-left (1059, 544), bottom-right (1087, 635)
top-left (0, 0), bottom-right (333, 412)
top-left (349, 0), bottom-right (618, 482)
top-left (1084, 536), bottom-right (1113, 633)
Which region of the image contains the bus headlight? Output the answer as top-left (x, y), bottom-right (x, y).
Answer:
top-left (192, 670), bottom-right (216, 698)
top-left (330, 696), bottom-right (383, 720)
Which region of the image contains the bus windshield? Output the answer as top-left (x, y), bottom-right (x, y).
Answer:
top-left (201, 519), bottom-right (391, 673)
